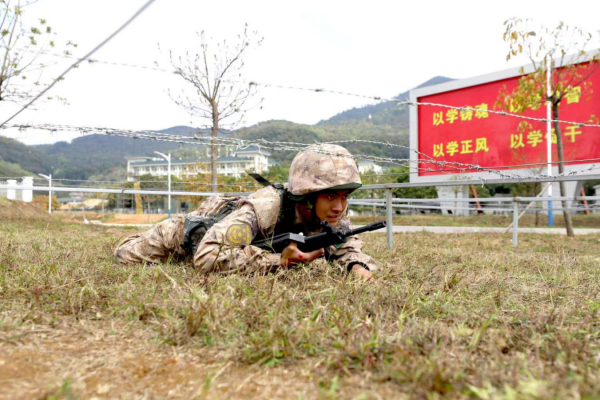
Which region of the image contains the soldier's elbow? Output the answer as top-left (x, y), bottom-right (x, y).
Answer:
top-left (193, 250), bottom-right (218, 273)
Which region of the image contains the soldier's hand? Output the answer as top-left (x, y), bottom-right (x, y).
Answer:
top-left (350, 264), bottom-right (373, 280)
top-left (280, 241), bottom-right (325, 268)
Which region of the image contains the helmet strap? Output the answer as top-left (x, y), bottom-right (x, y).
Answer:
top-left (296, 194), bottom-right (323, 232)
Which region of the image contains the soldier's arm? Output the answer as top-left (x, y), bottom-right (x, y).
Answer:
top-left (193, 204), bottom-right (283, 274)
top-left (326, 217), bottom-right (378, 274)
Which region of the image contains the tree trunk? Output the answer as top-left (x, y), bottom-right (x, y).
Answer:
top-left (552, 103), bottom-right (575, 237)
top-left (211, 102), bottom-right (219, 193)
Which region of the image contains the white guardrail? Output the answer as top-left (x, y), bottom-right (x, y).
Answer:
top-left (2, 172), bottom-right (600, 249)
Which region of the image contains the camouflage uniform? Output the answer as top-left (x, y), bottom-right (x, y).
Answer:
top-left (114, 144), bottom-right (377, 274)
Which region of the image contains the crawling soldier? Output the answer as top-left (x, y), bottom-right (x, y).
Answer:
top-left (114, 144), bottom-right (377, 279)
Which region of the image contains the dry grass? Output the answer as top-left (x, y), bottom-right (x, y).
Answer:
top-left (0, 213), bottom-right (599, 399)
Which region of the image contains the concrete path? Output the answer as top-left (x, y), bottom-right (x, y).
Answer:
top-left (95, 221), bottom-right (600, 235)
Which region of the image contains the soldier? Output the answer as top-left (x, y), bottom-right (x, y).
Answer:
top-left (114, 144), bottom-right (377, 279)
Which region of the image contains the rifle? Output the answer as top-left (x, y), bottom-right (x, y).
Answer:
top-left (252, 220), bottom-right (386, 253)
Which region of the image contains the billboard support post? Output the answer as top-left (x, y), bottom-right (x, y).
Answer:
top-left (386, 188), bottom-right (393, 249)
top-left (512, 199), bottom-right (519, 247)
top-left (546, 56), bottom-right (554, 227)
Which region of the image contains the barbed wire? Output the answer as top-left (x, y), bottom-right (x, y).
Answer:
top-left (11, 45), bottom-right (600, 128)
top-left (0, 0), bottom-right (157, 127)
top-left (4, 122), bottom-right (600, 182)
top-left (361, 157), bottom-right (600, 178)
top-left (0, 176), bottom-right (263, 188)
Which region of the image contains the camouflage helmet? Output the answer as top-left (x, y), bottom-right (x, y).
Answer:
top-left (288, 144), bottom-right (362, 200)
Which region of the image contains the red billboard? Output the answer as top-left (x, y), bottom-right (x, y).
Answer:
top-left (414, 62), bottom-right (600, 177)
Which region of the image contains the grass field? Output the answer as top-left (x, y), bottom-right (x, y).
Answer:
top-left (0, 212), bottom-right (599, 399)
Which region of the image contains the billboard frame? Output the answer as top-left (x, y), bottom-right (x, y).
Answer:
top-left (409, 52), bottom-right (600, 183)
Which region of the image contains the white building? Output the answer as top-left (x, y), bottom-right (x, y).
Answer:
top-left (358, 160), bottom-right (383, 174)
top-left (126, 145), bottom-right (270, 181)
top-left (0, 177), bottom-right (33, 202)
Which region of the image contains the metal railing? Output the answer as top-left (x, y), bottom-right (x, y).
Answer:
top-left (1, 172), bottom-right (599, 249)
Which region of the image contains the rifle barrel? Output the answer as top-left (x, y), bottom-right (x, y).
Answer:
top-left (347, 221), bottom-right (386, 236)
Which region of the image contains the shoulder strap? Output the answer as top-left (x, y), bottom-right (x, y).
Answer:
top-left (273, 183), bottom-right (296, 236)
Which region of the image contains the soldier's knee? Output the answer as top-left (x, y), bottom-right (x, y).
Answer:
top-left (113, 234), bottom-right (144, 264)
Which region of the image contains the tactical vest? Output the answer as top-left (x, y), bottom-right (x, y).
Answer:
top-left (181, 183), bottom-right (295, 257)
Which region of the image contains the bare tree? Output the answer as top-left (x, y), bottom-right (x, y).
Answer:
top-left (496, 18), bottom-right (600, 236)
top-left (169, 24), bottom-right (263, 193)
top-left (0, 0), bottom-right (73, 107)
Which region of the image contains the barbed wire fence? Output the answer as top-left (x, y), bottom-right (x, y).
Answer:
top-left (4, 122), bottom-right (600, 185)
top-left (1, 47), bottom-right (599, 210)
top-left (2, 42), bottom-right (600, 184)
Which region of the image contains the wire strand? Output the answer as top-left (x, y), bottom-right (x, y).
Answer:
top-left (0, 0), bottom-right (156, 127)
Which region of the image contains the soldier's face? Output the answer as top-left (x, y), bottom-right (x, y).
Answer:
top-left (313, 190), bottom-right (351, 226)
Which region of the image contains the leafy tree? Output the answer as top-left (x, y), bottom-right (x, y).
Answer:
top-left (497, 18), bottom-right (600, 236)
top-left (393, 166), bottom-right (437, 199)
top-left (262, 164), bottom-right (289, 184)
top-left (169, 24), bottom-right (263, 193)
top-left (32, 194), bottom-right (59, 210)
top-left (0, 0), bottom-right (74, 106)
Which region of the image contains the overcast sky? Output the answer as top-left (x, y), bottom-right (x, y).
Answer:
top-left (2, 0), bottom-right (599, 145)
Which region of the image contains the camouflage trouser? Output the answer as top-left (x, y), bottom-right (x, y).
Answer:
top-left (114, 196), bottom-right (236, 266)
top-left (114, 217), bottom-right (187, 264)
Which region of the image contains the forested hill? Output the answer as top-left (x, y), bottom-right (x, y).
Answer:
top-left (236, 119), bottom-right (410, 166)
top-left (0, 136), bottom-right (51, 177)
top-left (318, 76), bottom-right (453, 127)
top-left (0, 126), bottom-right (214, 179)
top-left (30, 126), bottom-right (217, 179)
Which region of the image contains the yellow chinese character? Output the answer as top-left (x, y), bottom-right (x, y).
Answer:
top-left (433, 143), bottom-right (445, 157)
top-left (510, 133), bottom-right (525, 149)
top-left (564, 125), bottom-right (582, 143)
top-left (446, 141), bottom-right (459, 156)
top-left (433, 112), bottom-right (444, 126)
top-left (565, 86), bottom-right (581, 104)
top-left (475, 103), bottom-right (489, 119)
top-left (460, 106), bottom-right (473, 121)
top-left (446, 109), bottom-right (458, 124)
top-left (527, 130), bottom-right (543, 147)
top-left (475, 137), bottom-right (489, 153)
top-left (538, 129), bottom-right (557, 144)
top-left (461, 140), bottom-right (473, 154)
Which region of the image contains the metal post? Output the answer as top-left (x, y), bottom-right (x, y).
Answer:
top-left (167, 154), bottom-right (171, 218)
top-left (546, 56), bottom-right (553, 227)
top-left (386, 188), bottom-right (393, 249)
top-left (48, 174), bottom-right (52, 214)
top-left (512, 199), bottom-right (519, 247)
top-left (154, 151), bottom-right (172, 219)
